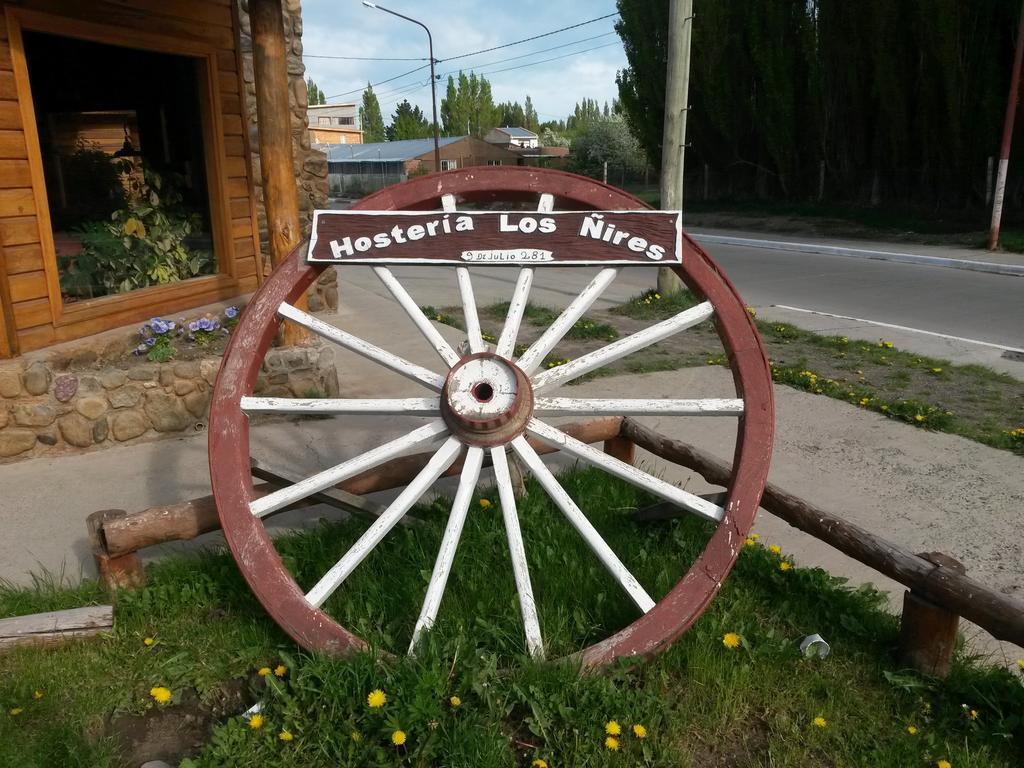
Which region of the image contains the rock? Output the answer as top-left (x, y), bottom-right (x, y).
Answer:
top-left (174, 380), bottom-right (195, 396)
top-left (0, 429), bottom-right (36, 457)
top-left (0, 408), bottom-right (6, 429)
top-left (93, 417), bottom-right (108, 443)
top-left (263, 385), bottom-right (292, 398)
top-left (324, 367), bottom-right (340, 398)
top-left (307, 293), bottom-right (322, 312)
top-left (78, 375), bottom-right (103, 395)
top-left (53, 375), bottom-right (78, 402)
top-left (14, 404), bottom-right (56, 427)
top-left (0, 370), bottom-right (21, 398)
top-left (323, 285), bottom-right (338, 310)
top-left (112, 411), bottom-right (147, 442)
top-left (140, 761), bottom-right (174, 768)
top-left (200, 360), bottom-right (220, 386)
top-left (58, 413), bottom-right (94, 447)
top-left (159, 367), bottom-right (175, 387)
top-left (144, 391), bottom-right (189, 432)
top-left (128, 364), bottom-right (158, 382)
top-left (36, 430), bottom-right (57, 446)
top-left (288, 374), bottom-right (319, 398)
top-left (69, 347), bottom-right (97, 367)
top-left (172, 361), bottom-right (200, 379)
top-left (109, 385), bottom-right (142, 409)
top-left (23, 362), bottom-right (51, 396)
top-left (268, 372), bottom-right (288, 385)
top-left (75, 397), bottom-right (108, 420)
top-left (183, 389), bottom-right (210, 418)
top-left (100, 370), bottom-right (127, 389)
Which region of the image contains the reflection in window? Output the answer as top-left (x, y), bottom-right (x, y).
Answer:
top-left (24, 31), bottom-right (217, 303)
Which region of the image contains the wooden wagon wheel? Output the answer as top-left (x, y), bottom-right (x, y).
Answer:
top-left (209, 167), bottom-right (773, 668)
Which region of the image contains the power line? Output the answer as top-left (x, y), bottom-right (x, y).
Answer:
top-left (436, 30), bottom-right (617, 78)
top-left (440, 11), bottom-right (619, 63)
top-left (324, 63), bottom-right (431, 100)
top-left (473, 41), bottom-right (622, 78)
top-left (305, 54), bottom-right (429, 61)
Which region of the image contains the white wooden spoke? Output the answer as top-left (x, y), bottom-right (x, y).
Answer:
top-left (495, 268), bottom-right (534, 359)
top-left (305, 437), bottom-right (464, 609)
top-left (533, 397), bottom-right (744, 416)
top-left (456, 267), bottom-right (486, 353)
top-left (515, 268), bottom-right (619, 375)
top-left (373, 266), bottom-right (461, 367)
top-left (441, 193), bottom-right (457, 212)
top-left (249, 420), bottom-right (448, 519)
top-left (490, 445), bottom-right (544, 657)
top-left (537, 193), bottom-right (555, 212)
top-left (526, 418), bottom-right (724, 523)
top-left (408, 445), bottom-right (485, 654)
top-left (240, 396), bottom-right (439, 415)
top-left (277, 302), bottom-right (445, 392)
top-left (531, 301), bottom-right (714, 392)
top-left (509, 436), bottom-right (656, 613)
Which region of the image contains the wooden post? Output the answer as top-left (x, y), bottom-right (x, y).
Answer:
top-left (86, 509), bottom-right (145, 590)
top-left (897, 552), bottom-right (965, 678)
top-left (603, 436), bottom-right (635, 465)
top-left (250, 0), bottom-right (310, 345)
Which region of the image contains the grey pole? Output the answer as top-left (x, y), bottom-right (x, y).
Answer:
top-left (363, 1), bottom-right (441, 172)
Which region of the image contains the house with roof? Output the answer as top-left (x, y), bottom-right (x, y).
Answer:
top-left (484, 126), bottom-right (539, 149)
top-left (324, 136), bottom-right (520, 196)
top-left (308, 103), bottom-right (363, 145)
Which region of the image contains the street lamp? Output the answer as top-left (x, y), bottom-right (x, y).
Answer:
top-left (362, 1), bottom-right (441, 173)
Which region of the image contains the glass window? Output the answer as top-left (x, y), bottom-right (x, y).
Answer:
top-left (23, 31), bottom-right (217, 304)
top-left (441, 159), bottom-right (457, 171)
top-left (487, 160), bottom-right (502, 166)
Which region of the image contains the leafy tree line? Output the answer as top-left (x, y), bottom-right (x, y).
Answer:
top-left (615, 0), bottom-right (1023, 209)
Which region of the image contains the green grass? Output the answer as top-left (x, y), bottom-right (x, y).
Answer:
top-left (1, 469), bottom-right (1023, 767)
top-left (610, 288), bottom-right (701, 321)
top-left (482, 301), bottom-right (619, 342)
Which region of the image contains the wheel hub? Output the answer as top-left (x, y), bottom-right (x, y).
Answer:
top-left (440, 352), bottom-right (534, 446)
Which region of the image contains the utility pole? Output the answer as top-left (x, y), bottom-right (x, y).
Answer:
top-left (989, 1), bottom-right (1024, 250)
top-left (658, 0), bottom-right (693, 295)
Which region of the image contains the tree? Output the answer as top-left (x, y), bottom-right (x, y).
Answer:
top-left (359, 84), bottom-right (386, 143)
top-left (569, 116), bottom-right (646, 180)
top-left (306, 77), bottom-right (326, 105)
top-left (386, 99), bottom-right (431, 141)
top-left (497, 100), bottom-right (527, 128)
top-left (440, 72), bottom-right (499, 137)
top-left (523, 95), bottom-right (538, 132)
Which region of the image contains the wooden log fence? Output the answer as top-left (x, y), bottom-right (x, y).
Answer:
top-left (84, 415), bottom-right (1024, 674)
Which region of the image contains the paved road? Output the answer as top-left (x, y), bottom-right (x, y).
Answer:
top-left (702, 241), bottom-right (1024, 350)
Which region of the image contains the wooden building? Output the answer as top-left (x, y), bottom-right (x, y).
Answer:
top-left (0, 0), bottom-right (318, 359)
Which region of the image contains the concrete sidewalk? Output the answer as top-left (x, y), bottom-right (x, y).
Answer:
top-left (1, 278), bottom-right (1021, 666)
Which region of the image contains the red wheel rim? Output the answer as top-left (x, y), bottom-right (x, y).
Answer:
top-left (209, 166), bottom-right (774, 665)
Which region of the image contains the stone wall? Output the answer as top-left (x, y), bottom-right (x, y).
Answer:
top-left (235, 0), bottom-right (337, 312)
top-left (0, 346), bottom-right (338, 462)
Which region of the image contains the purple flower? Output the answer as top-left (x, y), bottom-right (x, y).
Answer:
top-left (149, 318), bottom-right (172, 335)
top-left (188, 320), bottom-right (201, 333)
top-left (145, 337), bottom-right (156, 347)
top-left (224, 306), bottom-right (239, 319)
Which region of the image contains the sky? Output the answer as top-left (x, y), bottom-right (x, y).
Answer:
top-left (300, 0), bottom-right (627, 127)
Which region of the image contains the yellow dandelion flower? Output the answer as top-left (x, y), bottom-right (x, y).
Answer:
top-left (391, 729), bottom-right (407, 746)
top-left (532, 760), bottom-right (549, 768)
top-left (654, 293), bottom-right (661, 299)
top-left (744, 537), bottom-right (756, 547)
top-left (750, 533), bottom-right (760, 541)
top-left (257, 667), bottom-right (272, 677)
top-left (478, 499), bottom-right (491, 508)
top-left (249, 714), bottom-right (264, 729)
top-left (149, 686), bottom-right (172, 704)
top-left (768, 544), bottom-right (782, 555)
top-left (937, 761), bottom-right (951, 768)
top-left (367, 689), bottom-right (387, 708)
top-left (450, 695), bottom-right (461, 707)
top-left (278, 729), bottom-right (294, 742)
top-left (632, 723), bottom-right (648, 739)
top-left (32, 691), bottom-right (43, 700)
top-left (143, 637), bottom-right (155, 646)
top-left (812, 716), bottom-right (827, 728)
top-left (780, 561), bottom-right (793, 572)
top-left (273, 664), bottom-right (287, 677)
top-left (605, 736), bottom-right (620, 751)
top-left (914, 414), bottom-right (924, 422)
top-left (605, 720), bottom-right (621, 736)
top-left (9, 707), bottom-right (23, 716)
top-left (907, 725), bottom-right (918, 735)
top-left (931, 368), bottom-right (942, 374)
top-left (967, 709), bottom-right (978, 720)
top-left (722, 632), bottom-right (741, 649)
top-left (1017, 658), bottom-right (1024, 671)
top-left (350, 730), bottom-right (362, 742)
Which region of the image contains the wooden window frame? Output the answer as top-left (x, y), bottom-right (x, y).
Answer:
top-left (5, 7), bottom-right (239, 330)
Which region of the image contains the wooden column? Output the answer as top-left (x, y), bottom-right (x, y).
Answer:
top-left (897, 552), bottom-right (965, 678)
top-left (250, 0), bottom-right (309, 345)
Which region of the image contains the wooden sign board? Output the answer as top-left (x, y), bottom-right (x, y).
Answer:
top-left (307, 210), bottom-right (682, 266)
